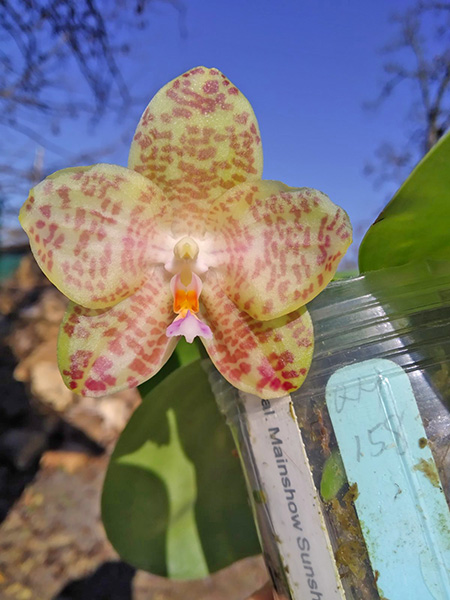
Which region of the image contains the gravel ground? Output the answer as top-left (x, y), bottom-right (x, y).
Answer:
top-left (0, 452), bottom-right (266, 600)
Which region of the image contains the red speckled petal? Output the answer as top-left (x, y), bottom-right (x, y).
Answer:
top-left (200, 271), bottom-right (314, 399)
top-left (58, 267), bottom-right (176, 397)
top-left (19, 164), bottom-right (172, 309)
top-left (207, 181), bottom-right (352, 320)
top-left (128, 66), bottom-right (263, 217)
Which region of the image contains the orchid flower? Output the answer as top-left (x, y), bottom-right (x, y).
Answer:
top-left (19, 66), bottom-right (352, 399)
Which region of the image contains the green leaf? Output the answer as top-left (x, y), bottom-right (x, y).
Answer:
top-left (102, 360), bottom-right (259, 579)
top-left (333, 269), bottom-right (358, 280)
top-left (320, 450), bottom-right (346, 502)
top-left (359, 131), bottom-right (450, 272)
top-left (175, 337), bottom-right (202, 365)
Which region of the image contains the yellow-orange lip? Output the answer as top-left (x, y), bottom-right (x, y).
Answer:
top-left (173, 289), bottom-right (199, 314)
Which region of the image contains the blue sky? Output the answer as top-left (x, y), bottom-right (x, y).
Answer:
top-left (8, 0), bottom-right (421, 257)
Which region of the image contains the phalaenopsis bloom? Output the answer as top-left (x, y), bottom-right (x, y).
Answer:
top-left (20, 67), bottom-right (352, 399)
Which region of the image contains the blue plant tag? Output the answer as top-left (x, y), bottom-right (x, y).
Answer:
top-left (326, 358), bottom-right (450, 600)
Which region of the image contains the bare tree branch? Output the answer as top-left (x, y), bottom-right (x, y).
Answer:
top-left (365, 1), bottom-right (450, 186)
top-left (0, 0), bottom-right (186, 247)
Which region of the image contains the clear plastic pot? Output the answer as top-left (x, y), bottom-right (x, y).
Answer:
top-left (210, 260), bottom-right (450, 600)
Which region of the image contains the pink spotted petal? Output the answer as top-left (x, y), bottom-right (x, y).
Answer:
top-left (199, 271), bottom-right (314, 399)
top-left (19, 164), bottom-right (172, 309)
top-left (166, 310), bottom-right (213, 344)
top-left (207, 181), bottom-right (352, 320)
top-left (128, 66), bottom-right (263, 234)
top-left (57, 267), bottom-right (176, 397)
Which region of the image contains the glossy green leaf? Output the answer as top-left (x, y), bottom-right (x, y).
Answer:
top-left (359, 131), bottom-right (450, 272)
top-left (320, 450), bottom-right (346, 502)
top-left (102, 360), bottom-right (259, 579)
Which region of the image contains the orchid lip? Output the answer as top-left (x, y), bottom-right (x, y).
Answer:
top-left (166, 269), bottom-right (212, 344)
top-left (166, 309), bottom-right (213, 344)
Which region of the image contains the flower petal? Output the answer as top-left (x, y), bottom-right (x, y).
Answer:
top-left (200, 271), bottom-right (314, 399)
top-left (128, 67), bottom-right (263, 211)
top-left (208, 181), bottom-right (352, 320)
top-left (19, 163), bottom-right (171, 309)
top-left (58, 267), bottom-right (176, 397)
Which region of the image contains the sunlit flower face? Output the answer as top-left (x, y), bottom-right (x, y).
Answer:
top-left (19, 66), bottom-right (352, 399)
